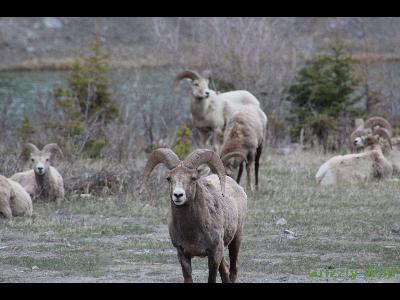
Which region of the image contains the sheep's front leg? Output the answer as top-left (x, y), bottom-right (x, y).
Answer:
top-left (207, 245), bottom-right (224, 283)
top-left (177, 249), bottom-right (193, 283)
top-left (212, 129), bottom-right (224, 154)
top-left (198, 128), bottom-right (211, 149)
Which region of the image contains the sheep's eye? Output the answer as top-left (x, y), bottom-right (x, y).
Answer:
top-left (46, 158), bottom-right (49, 162)
top-left (193, 82), bottom-right (199, 87)
top-left (31, 158), bottom-right (34, 162)
top-left (166, 176), bottom-right (171, 182)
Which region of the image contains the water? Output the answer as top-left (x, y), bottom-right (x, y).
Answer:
top-left (0, 67), bottom-right (188, 124)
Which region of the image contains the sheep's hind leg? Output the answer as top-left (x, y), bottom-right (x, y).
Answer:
top-left (236, 161), bottom-right (244, 184)
top-left (254, 145), bottom-right (263, 191)
top-left (177, 250), bottom-right (193, 283)
top-left (246, 160), bottom-right (254, 192)
top-left (228, 232), bottom-right (242, 283)
top-left (218, 257), bottom-right (231, 283)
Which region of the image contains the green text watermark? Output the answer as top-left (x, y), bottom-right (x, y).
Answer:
top-left (308, 266), bottom-right (398, 281)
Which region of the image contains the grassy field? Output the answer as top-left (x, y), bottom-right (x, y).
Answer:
top-left (0, 150), bottom-right (399, 283)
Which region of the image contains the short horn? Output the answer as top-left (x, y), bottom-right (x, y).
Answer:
top-left (364, 116), bottom-right (392, 137)
top-left (183, 149), bottom-right (226, 196)
top-left (20, 143), bottom-right (40, 161)
top-left (42, 143), bottom-right (64, 158)
top-left (139, 148), bottom-right (181, 194)
top-left (221, 152), bottom-right (248, 165)
top-left (172, 70), bottom-right (201, 89)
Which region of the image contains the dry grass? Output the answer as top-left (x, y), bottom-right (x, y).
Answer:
top-left (0, 150), bottom-right (399, 282)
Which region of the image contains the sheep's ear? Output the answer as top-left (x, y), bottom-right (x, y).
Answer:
top-left (42, 143), bottom-right (64, 159)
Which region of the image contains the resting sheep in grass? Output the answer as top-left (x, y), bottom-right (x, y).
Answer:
top-left (173, 70), bottom-right (261, 153)
top-left (11, 143), bottom-right (64, 204)
top-left (351, 116), bottom-right (400, 175)
top-left (220, 106), bottom-right (267, 191)
top-left (316, 133), bottom-right (393, 185)
top-left (139, 148), bottom-right (247, 283)
top-left (0, 175), bottom-right (33, 219)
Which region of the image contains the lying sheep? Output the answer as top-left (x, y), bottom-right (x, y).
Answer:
top-left (11, 143), bottom-right (64, 204)
top-left (351, 116), bottom-right (400, 174)
top-left (316, 133), bottom-right (392, 185)
top-left (0, 175), bottom-right (33, 219)
top-left (173, 70), bottom-right (262, 153)
top-left (220, 106), bottom-right (267, 191)
top-left (139, 148), bottom-right (247, 283)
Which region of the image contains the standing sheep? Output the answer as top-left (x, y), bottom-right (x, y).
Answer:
top-left (11, 143), bottom-right (65, 204)
top-left (220, 106), bottom-right (267, 191)
top-left (0, 175), bottom-right (33, 219)
top-left (139, 148), bottom-right (247, 283)
top-left (173, 70), bottom-right (262, 153)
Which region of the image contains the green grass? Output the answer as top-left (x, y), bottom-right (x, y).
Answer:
top-left (0, 150), bottom-right (399, 282)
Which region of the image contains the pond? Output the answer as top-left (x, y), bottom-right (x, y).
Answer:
top-left (0, 67), bottom-right (189, 124)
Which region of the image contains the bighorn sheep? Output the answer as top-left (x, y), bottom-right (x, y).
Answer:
top-left (220, 106), bottom-right (267, 191)
top-left (139, 148), bottom-right (247, 283)
top-left (316, 133), bottom-right (393, 185)
top-left (173, 70), bottom-right (262, 153)
top-left (11, 143), bottom-right (65, 204)
top-left (351, 116), bottom-right (400, 174)
top-left (0, 175), bottom-right (33, 219)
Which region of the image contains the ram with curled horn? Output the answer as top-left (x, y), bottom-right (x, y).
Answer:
top-left (173, 69), bottom-right (265, 154)
top-left (139, 148), bottom-right (247, 283)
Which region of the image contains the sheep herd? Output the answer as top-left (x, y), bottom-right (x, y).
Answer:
top-left (1, 69), bottom-right (398, 283)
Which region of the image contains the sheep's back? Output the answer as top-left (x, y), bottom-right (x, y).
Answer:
top-left (200, 174), bottom-right (247, 246)
top-left (7, 178), bottom-right (33, 217)
top-left (10, 170), bottom-right (36, 196)
top-left (0, 175), bottom-right (12, 216)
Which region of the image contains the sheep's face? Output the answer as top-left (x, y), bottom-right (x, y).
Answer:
top-left (29, 152), bottom-right (51, 176)
top-left (190, 78), bottom-right (213, 100)
top-left (353, 137), bottom-right (364, 149)
top-left (224, 157), bottom-right (242, 178)
top-left (166, 166), bottom-right (198, 206)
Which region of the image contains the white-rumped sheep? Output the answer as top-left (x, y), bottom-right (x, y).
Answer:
top-left (0, 175), bottom-right (33, 219)
top-left (173, 70), bottom-right (262, 153)
top-left (220, 106), bottom-right (267, 191)
top-left (316, 133), bottom-right (393, 185)
top-left (11, 143), bottom-right (64, 204)
top-left (139, 148), bottom-right (247, 283)
top-left (351, 116), bottom-right (400, 174)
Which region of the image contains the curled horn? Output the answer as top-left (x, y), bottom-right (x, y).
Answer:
top-left (42, 143), bottom-right (64, 159)
top-left (221, 152), bottom-right (248, 165)
top-left (364, 117), bottom-right (393, 137)
top-left (183, 149), bottom-right (226, 196)
top-left (373, 127), bottom-right (392, 150)
top-left (172, 70), bottom-right (201, 89)
top-left (139, 148), bottom-right (181, 194)
top-left (20, 143), bottom-right (40, 161)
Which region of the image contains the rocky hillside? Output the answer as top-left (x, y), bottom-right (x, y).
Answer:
top-left (1, 17), bottom-right (399, 69)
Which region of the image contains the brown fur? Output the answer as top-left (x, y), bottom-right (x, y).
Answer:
top-left (140, 148), bottom-right (247, 283)
top-left (220, 106), bottom-right (267, 191)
